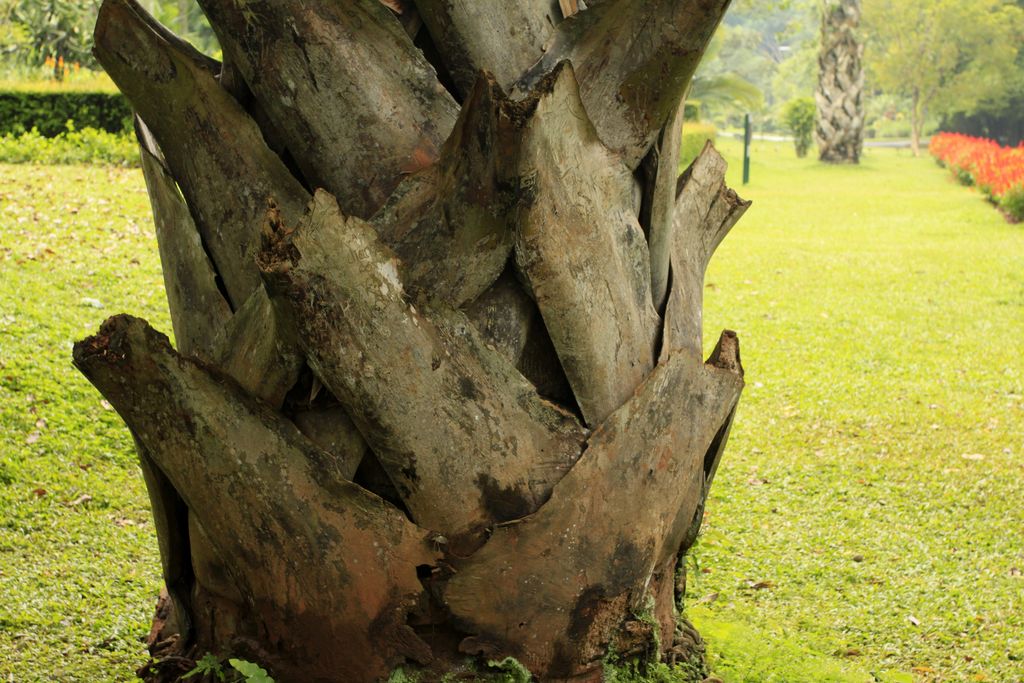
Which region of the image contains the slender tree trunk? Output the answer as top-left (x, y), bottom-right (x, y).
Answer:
top-left (910, 92), bottom-right (924, 157)
top-left (75, 1), bottom-right (749, 681)
top-left (815, 0), bottom-right (865, 163)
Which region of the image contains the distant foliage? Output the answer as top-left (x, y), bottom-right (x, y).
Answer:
top-left (780, 97), bottom-right (815, 157)
top-left (692, 0), bottom-right (818, 128)
top-left (863, 0), bottom-right (1024, 151)
top-left (930, 132), bottom-right (1024, 222)
top-left (2, 1), bottom-right (220, 75)
top-left (0, 121), bottom-right (137, 166)
top-left (679, 122), bottom-right (718, 169)
top-left (0, 89), bottom-right (131, 136)
top-left (6, 0), bottom-right (98, 76)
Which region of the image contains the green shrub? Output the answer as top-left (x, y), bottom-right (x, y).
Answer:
top-left (0, 90), bottom-right (131, 137)
top-left (780, 97), bottom-right (816, 158)
top-left (1001, 185), bottom-right (1024, 222)
top-left (679, 122), bottom-right (717, 169)
top-left (0, 121), bottom-right (137, 166)
top-left (956, 168), bottom-right (975, 187)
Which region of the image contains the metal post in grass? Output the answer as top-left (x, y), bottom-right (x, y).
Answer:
top-left (743, 113), bottom-right (752, 185)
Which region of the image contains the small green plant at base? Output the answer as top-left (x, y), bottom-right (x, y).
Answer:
top-left (228, 658), bottom-right (275, 683)
top-left (605, 659), bottom-right (702, 683)
top-left (780, 98), bottom-right (816, 158)
top-left (485, 656), bottom-right (533, 683)
top-left (386, 667), bottom-right (420, 683)
top-left (183, 655), bottom-right (275, 683)
top-left (183, 654), bottom-right (225, 681)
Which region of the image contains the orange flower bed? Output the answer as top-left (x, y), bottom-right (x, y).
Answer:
top-left (929, 132), bottom-right (1024, 222)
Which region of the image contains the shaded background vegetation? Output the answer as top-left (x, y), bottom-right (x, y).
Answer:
top-left (1, 0), bottom-right (1022, 146)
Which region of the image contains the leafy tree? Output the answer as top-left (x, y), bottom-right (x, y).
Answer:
top-left (75, 0), bottom-right (750, 681)
top-left (693, 0), bottom-right (816, 125)
top-left (2, 0), bottom-right (219, 75)
top-left (863, 0), bottom-right (1024, 155)
top-left (781, 97), bottom-right (816, 157)
top-left (8, 0), bottom-right (99, 76)
top-left (938, 0), bottom-right (1024, 146)
top-left (689, 33), bottom-right (765, 119)
top-left (771, 39), bottom-right (817, 108)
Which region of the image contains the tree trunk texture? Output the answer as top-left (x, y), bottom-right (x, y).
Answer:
top-left (815, 0), bottom-right (864, 164)
top-left (75, 1), bottom-right (749, 681)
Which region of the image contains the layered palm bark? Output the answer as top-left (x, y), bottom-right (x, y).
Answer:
top-left (76, 0), bottom-right (750, 680)
top-left (815, 0), bottom-right (865, 163)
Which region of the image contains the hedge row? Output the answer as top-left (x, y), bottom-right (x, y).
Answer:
top-left (930, 133), bottom-right (1024, 222)
top-left (679, 122), bottom-right (717, 169)
top-left (0, 91), bottom-right (132, 137)
top-left (0, 125), bottom-right (138, 167)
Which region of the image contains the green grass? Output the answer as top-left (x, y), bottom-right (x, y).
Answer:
top-left (692, 140), bottom-right (1024, 683)
top-left (0, 164), bottom-right (167, 681)
top-left (0, 142), bottom-right (1021, 682)
top-left (0, 72), bottom-right (120, 94)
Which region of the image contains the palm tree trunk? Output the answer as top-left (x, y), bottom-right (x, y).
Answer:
top-left (815, 0), bottom-right (865, 163)
top-left (75, 1), bottom-right (748, 680)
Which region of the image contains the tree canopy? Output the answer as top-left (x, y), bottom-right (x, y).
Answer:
top-left (1, 0), bottom-right (220, 69)
top-left (863, 0), bottom-right (1024, 151)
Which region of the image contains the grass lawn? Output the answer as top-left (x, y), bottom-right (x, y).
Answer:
top-left (0, 140), bottom-right (1021, 682)
top-left (0, 164), bottom-right (167, 681)
top-left (693, 140), bottom-right (1024, 683)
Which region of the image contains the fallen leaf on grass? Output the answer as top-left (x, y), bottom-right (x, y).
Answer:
top-left (744, 580), bottom-right (775, 590)
top-left (961, 453), bottom-right (985, 461)
top-left (908, 615), bottom-right (921, 626)
top-left (114, 518), bottom-right (136, 527)
top-left (25, 431), bottom-right (40, 444)
top-left (99, 400), bottom-right (113, 411)
top-left (697, 593), bottom-right (719, 605)
top-left (64, 494), bottom-right (92, 507)
top-left (32, 488), bottom-right (47, 497)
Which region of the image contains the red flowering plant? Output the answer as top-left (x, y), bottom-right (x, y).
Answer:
top-left (930, 133), bottom-right (1024, 222)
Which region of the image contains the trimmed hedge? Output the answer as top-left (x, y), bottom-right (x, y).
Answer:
top-left (679, 122), bottom-right (717, 169)
top-left (0, 91), bottom-right (132, 137)
top-left (0, 124), bottom-right (138, 167)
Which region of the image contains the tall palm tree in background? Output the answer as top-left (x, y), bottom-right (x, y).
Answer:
top-left (73, 1), bottom-right (749, 681)
top-left (815, 0), bottom-right (865, 163)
